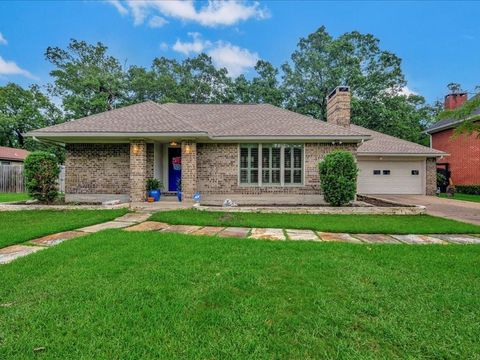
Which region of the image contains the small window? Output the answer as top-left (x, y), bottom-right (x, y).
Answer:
top-left (373, 170), bottom-right (381, 175)
top-left (383, 170), bottom-right (391, 175)
top-left (411, 170), bottom-right (419, 175)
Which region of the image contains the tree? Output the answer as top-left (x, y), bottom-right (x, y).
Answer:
top-left (46, 39), bottom-right (127, 118)
top-left (250, 60), bottom-right (283, 106)
top-left (0, 83), bottom-right (62, 148)
top-left (126, 54), bottom-right (233, 105)
top-left (352, 94), bottom-right (438, 145)
top-left (279, 26), bottom-right (436, 143)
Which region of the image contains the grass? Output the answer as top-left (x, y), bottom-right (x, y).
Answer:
top-left (0, 192), bottom-right (30, 203)
top-left (1, 230), bottom-right (480, 358)
top-left (439, 193), bottom-right (480, 203)
top-left (150, 209), bottom-right (480, 234)
top-left (0, 209), bottom-right (128, 249)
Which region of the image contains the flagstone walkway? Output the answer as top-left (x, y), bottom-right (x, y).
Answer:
top-left (1, 212), bottom-right (480, 265)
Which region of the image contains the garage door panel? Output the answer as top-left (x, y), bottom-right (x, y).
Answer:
top-left (357, 160), bottom-right (424, 195)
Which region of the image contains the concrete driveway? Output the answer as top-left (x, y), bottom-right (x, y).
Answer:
top-left (370, 195), bottom-right (480, 225)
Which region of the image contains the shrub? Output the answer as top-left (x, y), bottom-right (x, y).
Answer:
top-left (319, 150), bottom-right (358, 206)
top-left (24, 151), bottom-right (60, 203)
top-left (436, 172), bottom-right (447, 189)
top-left (146, 178), bottom-right (161, 191)
top-left (456, 185), bottom-right (480, 195)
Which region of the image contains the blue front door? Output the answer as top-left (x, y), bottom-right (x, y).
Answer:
top-left (168, 147), bottom-right (182, 192)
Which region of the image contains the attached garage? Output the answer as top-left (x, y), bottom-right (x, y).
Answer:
top-left (357, 158), bottom-right (425, 195)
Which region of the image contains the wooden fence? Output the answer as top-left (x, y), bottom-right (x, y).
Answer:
top-left (0, 165), bottom-right (65, 193)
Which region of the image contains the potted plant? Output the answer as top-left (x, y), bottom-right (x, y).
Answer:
top-left (146, 178), bottom-right (162, 202)
top-left (176, 178), bottom-right (182, 202)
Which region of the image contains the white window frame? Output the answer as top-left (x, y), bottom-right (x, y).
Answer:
top-left (238, 144), bottom-right (304, 187)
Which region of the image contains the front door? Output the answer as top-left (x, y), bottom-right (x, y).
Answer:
top-left (168, 147), bottom-right (182, 192)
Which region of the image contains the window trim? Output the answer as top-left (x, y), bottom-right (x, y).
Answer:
top-left (238, 144), bottom-right (304, 187)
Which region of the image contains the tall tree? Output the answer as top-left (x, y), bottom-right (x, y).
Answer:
top-left (250, 60), bottom-right (283, 106)
top-left (281, 26), bottom-right (414, 135)
top-left (46, 39), bottom-right (127, 118)
top-left (0, 83), bottom-right (62, 148)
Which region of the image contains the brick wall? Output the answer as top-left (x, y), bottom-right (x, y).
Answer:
top-left (65, 143), bottom-right (129, 195)
top-left (426, 157), bottom-right (437, 196)
top-left (130, 141), bottom-right (147, 202)
top-left (181, 141), bottom-right (197, 200)
top-left (196, 143), bottom-right (357, 195)
top-left (432, 127), bottom-right (480, 185)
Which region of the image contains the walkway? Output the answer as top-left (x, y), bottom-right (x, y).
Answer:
top-left (371, 195), bottom-right (480, 226)
top-left (1, 213), bottom-right (480, 265)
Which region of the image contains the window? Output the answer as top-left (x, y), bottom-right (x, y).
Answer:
top-left (383, 170), bottom-right (391, 175)
top-left (262, 144), bottom-right (281, 184)
top-left (373, 170), bottom-right (381, 175)
top-left (239, 144), bottom-right (303, 186)
top-left (239, 145), bottom-right (259, 184)
top-left (284, 144), bottom-right (303, 184)
top-left (411, 170), bottom-right (419, 175)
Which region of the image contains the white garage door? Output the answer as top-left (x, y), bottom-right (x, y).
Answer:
top-left (357, 160), bottom-right (424, 194)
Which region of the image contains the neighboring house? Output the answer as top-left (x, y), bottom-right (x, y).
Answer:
top-left (27, 87), bottom-right (444, 204)
top-left (0, 146), bottom-right (30, 166)
top-left (426, 92), bottom-right (480, 186)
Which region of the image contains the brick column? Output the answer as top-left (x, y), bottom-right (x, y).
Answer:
top-left (425, 157), bottom-right (437, 196)
top-left (130, 141), bottom-right (147, 202)
top-left (181, 141), bottom-right (197, 201)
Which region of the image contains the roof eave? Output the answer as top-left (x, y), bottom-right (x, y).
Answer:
top-left (357, 152), bottom-right (448, 157)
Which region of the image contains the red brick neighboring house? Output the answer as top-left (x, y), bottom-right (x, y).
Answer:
top-left (426, 93), bottom-right (480, 186)
top-left (0, 146), bottom-right (30, 166)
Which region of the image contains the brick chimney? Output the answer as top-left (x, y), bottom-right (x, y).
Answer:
top-left (444, 92), bottom-right (468, 110)
top-left (326, 86), bottom-right (351, 127)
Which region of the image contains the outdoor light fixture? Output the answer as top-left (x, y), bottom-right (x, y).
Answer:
top-left (132, 144), bottom-right (140, 155)
top-left (170, 141), bottom-right (178, 147)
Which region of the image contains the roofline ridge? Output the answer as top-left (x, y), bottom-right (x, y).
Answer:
top-left (152, 102), bottom-right (206, 133)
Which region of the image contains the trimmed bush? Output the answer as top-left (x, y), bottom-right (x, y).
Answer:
top-left (456, 185), bottom-right (480, 195)
top-left (24, 151), bottom-right (60, 203)
top-left (319, 150), bottom-right (358, 206)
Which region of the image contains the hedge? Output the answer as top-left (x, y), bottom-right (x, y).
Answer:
top-left (456, 185), bottom-right (480, 195)
top-left (319, 150), bottom-right (358, 206)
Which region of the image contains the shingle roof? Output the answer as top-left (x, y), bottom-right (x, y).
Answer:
top-left (426, 106), bottom-right (480, 134)
top-left (32, 101), bottom-right (204, 134)
top-left (351, 125), bottom-right (445, 156)
top-left (28, 101), bottom-right (370, 139)
top-left (0, 146), bottom-right (30, 161)
top-left (162, 103), bottom-right (366, 137)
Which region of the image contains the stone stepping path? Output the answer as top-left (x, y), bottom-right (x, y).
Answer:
top-left (0, 245), bottom-right (45, 264)
top-left (0, 212), bottom-right (151, 265)
top-left (2, 213), bottom-right (480, 265)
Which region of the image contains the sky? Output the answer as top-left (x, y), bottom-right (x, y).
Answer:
top-left (0, 0), bottom-right (479, 104)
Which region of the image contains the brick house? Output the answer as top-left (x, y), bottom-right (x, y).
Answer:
top-left (426, 92), bottom-right (480, 186)
top-left (27, 87), bottom-right (444, 204)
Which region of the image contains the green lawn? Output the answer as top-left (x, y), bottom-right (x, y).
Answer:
top-left (0, 192), bottom-right (30, 203)
top-left (150, 209), bottom-right (480, 234)
top-left (439, 193), bottom-right (480, 203)
top-left (1, 230), bottom-right (480, 358)
top-left (0, 209), bottom-right (127, 248)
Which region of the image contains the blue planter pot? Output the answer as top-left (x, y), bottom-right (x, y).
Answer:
top-left (148, 189), bottom-right (161, 202)
top-left (177, 191), bottom-right (182, 202)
